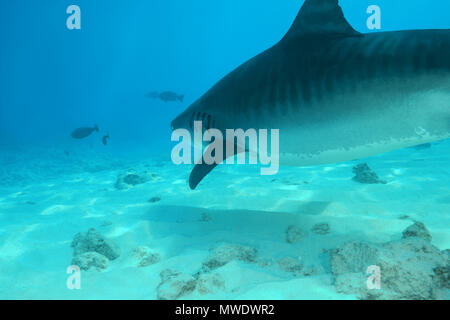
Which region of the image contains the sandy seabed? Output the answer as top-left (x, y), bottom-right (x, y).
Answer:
top-left (0, 139), bottom-right (449, 300)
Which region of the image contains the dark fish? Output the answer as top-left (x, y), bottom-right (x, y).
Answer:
top-left (71, 124), bottom-right (99, 139)
top-left (102, 134), bottom-right (110, 146)
top-left (146, 91), bottom-right (184, 103)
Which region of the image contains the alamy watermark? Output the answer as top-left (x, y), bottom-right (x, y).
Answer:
top-left (367, 5), bottom-right (381, 30)
top-left (66, 265), bottom-right (81, 290)
top-left (66, 5), bottom-right (81, 30)
top-left (65, 4), bottom-right (381, 31)
top-left (366, 265), bottom-right (381, 290)
top-left (171, 121), bottom-right (280, 175)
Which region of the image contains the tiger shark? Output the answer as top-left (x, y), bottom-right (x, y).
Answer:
top-left (171, 0), bottom-right (450, 189)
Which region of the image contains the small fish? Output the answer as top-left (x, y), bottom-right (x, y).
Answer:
top-left (71, 125), bottom-right (99, 139)
top-left (102, 134), bottom-right (110, 146)
top-left (146, 91), bottom-right (184, 103)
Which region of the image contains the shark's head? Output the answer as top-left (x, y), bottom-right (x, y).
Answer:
top-left (170, 109), bottom-right (191, 132)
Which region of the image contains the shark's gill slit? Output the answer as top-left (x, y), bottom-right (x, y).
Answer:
top-left (189, 112), bottom-right (195, 130)
top-left (189, 112), bottom-right (217, 131)
top-left (206, 114), bottom-right (211, 130)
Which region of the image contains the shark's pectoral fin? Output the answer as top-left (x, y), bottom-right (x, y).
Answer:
top-left (189, 138), bottom-right (245, 190)
top-left (189, 161), bottom-right (219, 190)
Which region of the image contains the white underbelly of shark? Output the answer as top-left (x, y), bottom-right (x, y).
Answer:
top-left (276, 74), bottom-right (450, 166)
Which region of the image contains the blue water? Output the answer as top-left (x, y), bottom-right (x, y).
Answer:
top-left (1, 0), bottom-right (449, 149)
top-left (0, 0), bottom-right (448, 300)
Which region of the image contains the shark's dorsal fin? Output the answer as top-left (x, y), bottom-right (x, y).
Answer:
top-left (283, 0), bottom-right (361, 40)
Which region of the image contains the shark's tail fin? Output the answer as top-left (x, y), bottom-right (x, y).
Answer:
top-left (178, 94), bottom-right (184, 103)
top-left (94, 124), bottom-right (99, 132)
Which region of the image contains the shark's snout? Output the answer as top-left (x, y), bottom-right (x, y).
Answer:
top-left (170, 118), bottom-right (176, 131)
top-left (170, 112), bottom-right (189, 131)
